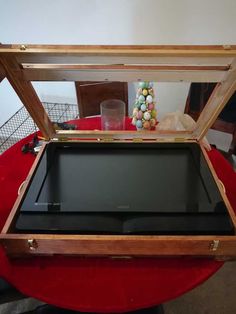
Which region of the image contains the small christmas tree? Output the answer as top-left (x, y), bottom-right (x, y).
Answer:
top-left (131, 82), bottom-right (157, 130)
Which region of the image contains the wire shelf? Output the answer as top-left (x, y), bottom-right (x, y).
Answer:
top-left (0, 102), bottom-right (78, 154)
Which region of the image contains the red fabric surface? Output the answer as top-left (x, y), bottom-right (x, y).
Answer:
top-left (0, 117), bottom-right (236, 313)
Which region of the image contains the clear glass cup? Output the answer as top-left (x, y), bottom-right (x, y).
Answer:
top-left (100, 99), bottom-right (125, 130)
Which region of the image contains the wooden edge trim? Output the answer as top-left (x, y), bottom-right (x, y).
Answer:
top-left (22, 64), bottom-right (230, 71)
top-left (1, 233), bottom-right (236, 257)
top-left (54, 130), bottom-right (193, 140)
top-left (1, 44), bottom-right (236, 56)
top-left (199, 142), bottom-right (236, 229)
top-left (1, 142), bottom-right (48, 234)
top-left (23, 69), bottom-right (225, 83)
top-left (2, 234), bottom-right (236, 240)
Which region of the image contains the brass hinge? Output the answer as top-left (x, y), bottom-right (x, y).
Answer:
top-left (57, 137), bottom-right (69, 142)
top-left (132, 138), bottom-right (143, 143)
top-left (209, 240), bottom-right (220, 251)
top-left (174, 138), bottom-right (185, 142)
top-left (100, 138), bottom-right (114, 142)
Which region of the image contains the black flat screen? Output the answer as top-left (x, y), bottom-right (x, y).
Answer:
top-left (16, 142), bottom-right (234, 235)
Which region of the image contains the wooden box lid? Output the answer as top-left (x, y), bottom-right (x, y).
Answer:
top-left (1, 45), bottom-right (236, 258)
top-left (0, 44), bottom-right (236, 142)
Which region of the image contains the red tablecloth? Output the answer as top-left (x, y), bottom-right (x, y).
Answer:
top-left (0, 117), bottom-right (236, 313)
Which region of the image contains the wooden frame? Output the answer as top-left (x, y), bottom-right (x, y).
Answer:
top-left (1, 44), bottom-right (236, 258)
top-left (0, 44), bottom-right (236, 141)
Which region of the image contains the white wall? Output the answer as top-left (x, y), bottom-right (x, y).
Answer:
top-left (1, 0), bottom-right (236, 45)
top-left (0, 0), bottom-right (236, 149)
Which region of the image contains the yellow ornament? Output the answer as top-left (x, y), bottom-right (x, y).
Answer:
top-left (142, 89), bottom-right (148, 96)
top-left (151, 109), bottom-right (157, 118)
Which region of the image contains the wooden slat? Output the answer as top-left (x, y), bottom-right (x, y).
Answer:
top-left (1, 45), bottom-right (236, 67)
top-left (22, 68), bottom-right (226, 82)
top-left (193, 58), bottom-right (236, 140)
top-left (0, 56), bottom-right (55, 139)
top-left (1, 234), bottom-right (236, 257)
top-left (16, 55), bottom-right (235, 66)
top-left (1, 44), bottom-right (236, 56)
top-left (3, 44), bottom-right (236, 49)
top-left (22, 63), bottom-right (229, 71)
top-left (54, 130), bottom-right (193, 140)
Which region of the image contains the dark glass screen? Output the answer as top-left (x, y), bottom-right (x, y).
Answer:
top-left (16, 142), bottom-right (234, 235)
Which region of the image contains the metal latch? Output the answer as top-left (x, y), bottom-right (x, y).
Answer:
top-left (28, 239), bottom-right (38, 251)
top-left (209, 240), bottom-right (220, 251)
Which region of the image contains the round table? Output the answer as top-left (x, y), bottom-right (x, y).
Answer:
top-left (0, 117), bottom-right (236, 313)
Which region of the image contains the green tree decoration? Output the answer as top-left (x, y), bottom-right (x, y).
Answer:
top-left (132, 82), bottom-right (157, 130)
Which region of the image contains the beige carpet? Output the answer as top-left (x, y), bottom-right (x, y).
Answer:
top-left (164, 261), bottom-right (236, 314)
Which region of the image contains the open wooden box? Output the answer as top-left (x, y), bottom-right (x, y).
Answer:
top-left (1, 44), bottom-right (236, 259)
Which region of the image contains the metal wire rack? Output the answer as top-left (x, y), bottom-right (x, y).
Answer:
top-left (0, 102), bottom-right (78, 154)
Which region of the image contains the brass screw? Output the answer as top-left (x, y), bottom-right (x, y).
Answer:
top-left (20, 44), bottom-right (27, 51)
